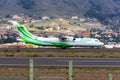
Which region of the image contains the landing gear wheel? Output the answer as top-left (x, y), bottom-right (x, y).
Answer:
top-left (61, 46), bottom-right (66, 49)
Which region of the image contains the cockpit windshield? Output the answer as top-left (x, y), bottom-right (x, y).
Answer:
top-left (95, 39), bottom-right (99, 42)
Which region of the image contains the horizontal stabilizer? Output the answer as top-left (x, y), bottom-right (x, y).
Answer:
top-left (8, 21), bottom-right (18, 26)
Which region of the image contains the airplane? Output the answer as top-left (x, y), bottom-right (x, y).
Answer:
top-left (9, 21), bottom-right (104, 49)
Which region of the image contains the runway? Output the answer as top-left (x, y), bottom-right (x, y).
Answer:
top-left (0, 57), bottom-right (120, 68)
top-left (0, 48), bottom-right (120, 52)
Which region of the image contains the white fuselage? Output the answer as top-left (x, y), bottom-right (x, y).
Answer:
top-left (37, 36), bottom-right (104, 47)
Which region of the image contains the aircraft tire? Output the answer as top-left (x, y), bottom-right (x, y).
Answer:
top-left (61, 46), bottom-right (66, 49)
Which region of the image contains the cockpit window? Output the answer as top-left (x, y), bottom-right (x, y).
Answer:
top-left (95, 40), bottom-right (99, 42)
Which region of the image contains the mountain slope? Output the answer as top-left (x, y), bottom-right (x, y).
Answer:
top-left (0, 0), bottom-right (120, 25)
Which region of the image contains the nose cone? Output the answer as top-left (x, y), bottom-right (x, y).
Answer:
top-left (100, 42), bottom-right (104, 46)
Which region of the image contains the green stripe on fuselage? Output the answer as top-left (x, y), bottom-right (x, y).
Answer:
top-left (17, 24), bottom-right (73, 47)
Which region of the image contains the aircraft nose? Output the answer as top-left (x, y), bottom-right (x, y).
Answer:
top-left (100, 42), bottom-right (104, 45)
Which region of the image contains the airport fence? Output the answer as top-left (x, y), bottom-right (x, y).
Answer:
top-left (0, 77), bottom-right (67, 80)
top-left (0, 58), bottom-right (113, 80)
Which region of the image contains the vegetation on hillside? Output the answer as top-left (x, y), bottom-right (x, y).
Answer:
top-left (0, 0), bottom-right (119, 28)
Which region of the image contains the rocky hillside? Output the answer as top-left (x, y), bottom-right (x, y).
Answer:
top-left (0, 0), bottom-right (120, 25)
